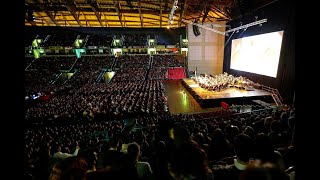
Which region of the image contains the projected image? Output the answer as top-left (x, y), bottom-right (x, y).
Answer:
top-left (230, 31), bottom-right (284, 78)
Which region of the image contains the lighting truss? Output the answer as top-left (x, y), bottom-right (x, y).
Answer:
top-left (168, 0), bottom-right (179, 26)
top-left (225, 19), bottom-right (268, 33)
top-left (182, 18), bottom-right (268, 36)
top-left (181, 19), bottom-right (225, 35)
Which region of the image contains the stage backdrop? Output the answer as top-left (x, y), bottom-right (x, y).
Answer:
top-left (187, 22), bottom-right (226, 75)
top-left (223, 0), bottom-right (295, 104)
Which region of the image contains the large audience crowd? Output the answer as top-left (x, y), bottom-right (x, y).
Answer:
top-left (67, 56), bottom-right (114, 86)
top-left (24, 52), bottom-right (294, 180)
top-left (45, 34), bottom-right (78, 46)
top-left (86, 34), bottom-right (113, 47)
top-left (24, 107), bottom-right (295, 180)
top-left (152, 55), bottom-right (184, 68)
top-left (25, 56), bottom-right (76, 96)
top-left (24, 54), bottom-right (184, 122)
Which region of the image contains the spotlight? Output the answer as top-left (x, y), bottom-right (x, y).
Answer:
top-left (167, 26), bottom-right (170, 29)
top-left (27, 10), bottom-right (35, 22)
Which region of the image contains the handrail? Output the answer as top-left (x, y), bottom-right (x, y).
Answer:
top-left (261, 85), bottom-right (283, 103)
top-left (195, 107), bottom-right (276, 122)
top-left (50, 72), bottom-right (63, 85)
top-left (25, 58), bottom-right (37, 71)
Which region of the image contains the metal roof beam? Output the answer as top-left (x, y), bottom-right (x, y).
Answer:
top-left (178, 0), bottom-right (188, 27)
top-left (211, 6), bottom-right (231, 20)
top-left (101, 13), bottom-right (109, 27)
top-left (89, 2), bottom-right (104, 27)
top-left (81, 11), bottom-right (90, 27)
top-left (65, 0), bottom-right (82, 27)
top-left (114, 0), bottom-right (123, 27)
top-left (29, 5), bottom-right (179, 15)
top-left (160, 0), bottom-right (162, 27)
top-left (138, 0), bottom-right (144, 28)
top-left (52, 19), bottom-right (160, 23)
top-left (202, 0), bottom-right (213, 24)
top-left (31, 0), bottom-right (60, 26)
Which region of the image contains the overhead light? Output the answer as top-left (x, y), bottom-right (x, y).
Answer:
top-left (27, 10), bottom-right (35, 22)
top-left (168, 0), bottom-right (178, 26)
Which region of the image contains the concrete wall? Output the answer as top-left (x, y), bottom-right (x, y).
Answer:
top-left (187, 22), bottom-right (225, 75)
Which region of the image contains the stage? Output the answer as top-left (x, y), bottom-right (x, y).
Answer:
top-left (182, 78), bottom-right (274, 108)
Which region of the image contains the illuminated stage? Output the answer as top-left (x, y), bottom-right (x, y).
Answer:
top-left (182, 78), bottom-right (274, 108)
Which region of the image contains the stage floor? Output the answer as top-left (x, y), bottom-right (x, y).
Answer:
top-left (182, 78), bottom-right (273, 107)
top-left (163, 80), bottom-right (224, 114)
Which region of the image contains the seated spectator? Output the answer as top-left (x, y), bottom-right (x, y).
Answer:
top-left (103, 137), bottom-right (124, 170)
top-left (208, 128), bottom-right (233, 161)
top-left (52, 145), bottom-right (80, 159)
top-left (253, 133), bottom-right (285, 170)
top-left (127, 142), bottom-right (153, 179)
top-left (243, 126), bottom-right (255, 139)
top-left (239, 167), bottom-right (290, 180)
top-left (168, 140), bottom-right (213, 179)
top-left (212, 134), bottom-right (254, 180)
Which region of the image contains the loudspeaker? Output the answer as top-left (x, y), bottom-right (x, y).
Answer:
top-left (193, 24), bottom-right (200, 36)
top-left (195, 25), bottom-right (201, 36)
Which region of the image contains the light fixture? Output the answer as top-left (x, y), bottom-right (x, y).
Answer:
top-left (168, 0), bottom-right (178, 27)
top-left (225, 19), bottom-right (268, 34)
top-left (27, 9), bottom-right (35, 22)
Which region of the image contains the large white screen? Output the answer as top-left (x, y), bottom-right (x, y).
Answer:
top-left (230, 31), bottom-right (284, 78)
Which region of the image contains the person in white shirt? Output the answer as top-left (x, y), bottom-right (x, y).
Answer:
top-left (127, 142), bottom-right (153, 178)
top-left (53, 145), bottom-right (80, 159)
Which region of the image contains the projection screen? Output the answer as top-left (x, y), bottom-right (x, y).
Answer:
top-left (230, 30), bottom-right (284, 78)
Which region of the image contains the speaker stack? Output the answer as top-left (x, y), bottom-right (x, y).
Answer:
top-left (193, 19), bottom-right (201, 36)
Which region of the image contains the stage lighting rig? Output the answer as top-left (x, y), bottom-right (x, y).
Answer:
top-left (168, 0), bottom-right (179, 27)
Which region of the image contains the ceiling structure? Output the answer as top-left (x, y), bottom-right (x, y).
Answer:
top-left (25, 0), bottom-right (276, 28)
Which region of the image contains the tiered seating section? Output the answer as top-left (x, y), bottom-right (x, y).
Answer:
top-left (24, 107), bottom-right (296, 180)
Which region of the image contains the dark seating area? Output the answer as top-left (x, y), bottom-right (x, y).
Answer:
top-left (45, 33), bottom-right (78, 46)
top-left (86, 34), bottom-right (113, 47)
top-left (24, 106), bottom-right (296, 180)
